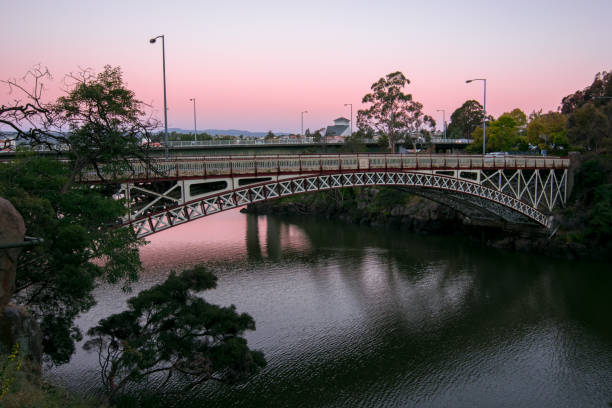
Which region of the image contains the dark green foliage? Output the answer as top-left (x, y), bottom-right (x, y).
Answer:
top-left (84, 266), bottom-right (266, 400)
top-left (562, 155), bottom-right (612, 245)
top-left (0, 156), bottom-right (142, 364)
top-left (561, 71), bottom-right (612, 114)
top-left (447, 100), bottom-right (484, 139)
top-left (342, 132), bottom-right (367, 153)
top-left (566, 102), bottom-right (611, 152)
top-left (54, 66), bottom-right (158, 186)
top-left (589, 184), bottom-right (612, 238)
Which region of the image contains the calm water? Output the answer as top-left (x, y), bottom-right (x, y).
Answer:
top-left (49, 210), bottom-right (612, 407)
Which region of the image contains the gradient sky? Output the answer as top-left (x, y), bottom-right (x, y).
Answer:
top-left (1, 0), bottom-right (611, 133)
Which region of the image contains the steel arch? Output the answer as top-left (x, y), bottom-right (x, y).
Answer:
top-left (126, 171), bottom-right (554, 238)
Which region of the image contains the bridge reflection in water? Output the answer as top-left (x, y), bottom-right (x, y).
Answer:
top-left (82, 154), bottom-right (569, 237)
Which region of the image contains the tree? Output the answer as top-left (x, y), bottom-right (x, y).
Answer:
top-left (446, 100), bottom-right (484, 139)
top-left (467, 110), bottom-right (525, 152)
top-left (561, 71), bottom-right (612, 114)
top-left (265, 130), bottom-right (275, 140)
top-left (0, 66), bottom-right (155, 364)
top-left (2, 66), bottom-right (158, 191)
top-left (507, 108), bottom-right (527, 130)
top-left (312, 130), bottom-right (322, 143)
top-left (304, 128), bottom-right (311, 139)
top-left (566, 103), bottom-right (610, 152)
top-left (356, 72), bottom-right (434, 153)
top-left (527, 111), bottom-right (568, 150)
top-left (84, 266), bottom-right (266, 401)
top-left (0, 157), bottom-right (142, 365)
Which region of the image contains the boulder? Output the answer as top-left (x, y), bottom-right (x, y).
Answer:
top-left (0, 303), bottom-right (43, 372)
top-left (0, 197), bottom-right (26, 308)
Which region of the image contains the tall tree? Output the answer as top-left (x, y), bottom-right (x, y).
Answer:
top-left (356, 72), bottom-right (434, 153)
top-left (0, 66), bottom-right (158, 364)
top-left (0, 157), bottom-right (142, 365)
top-left (446, 100), bottom-right (484, 139)
top-left (561, 71), bottom-right (612, 114)
top-left (85, 266), bottom-right (266, 401)
top-left (566, 103), bottom-right (610, 152)
top-left (1, 66), bottom-right (158, 191)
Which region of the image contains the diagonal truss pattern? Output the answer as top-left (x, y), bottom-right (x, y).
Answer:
top-left (125, 168), bottom-right (567, 237)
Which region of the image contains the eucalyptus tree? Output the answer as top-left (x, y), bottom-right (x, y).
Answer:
top-left (357, 72), bottom-right (434, 153)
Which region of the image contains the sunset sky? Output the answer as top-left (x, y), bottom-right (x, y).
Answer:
top-left (1, 0), bottom-right (610, 133)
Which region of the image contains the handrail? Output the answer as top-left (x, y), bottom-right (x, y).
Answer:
top-left (78, 153), bottom-right (570, 182)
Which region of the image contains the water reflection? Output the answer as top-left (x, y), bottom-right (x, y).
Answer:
top-left (48, 210), bottom-right (612, 408)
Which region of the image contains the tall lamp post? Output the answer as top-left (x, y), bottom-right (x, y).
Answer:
top-left (189, 98), bottom-right (197, 141)
top-left (344, 103), bottom-right (353, 136)
top-left (466, 78), bottom-right (487, 154)
top-left (436, 109), bottom-right (446, 139)
top-left (301, 110), bottom-right (308, 136)
top-left (149, 35), bottom-right (169, 158)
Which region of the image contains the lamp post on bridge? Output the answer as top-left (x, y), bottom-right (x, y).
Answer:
top-left (189, 98), bottom-right (197, 141)
top-left (149, 34), bottom-right (169, 159)
top-left (344, 103), bottom-right (353, 136)
top-left (436, 109), bottom-right (446, 139)
top-left (301, 110), bottom-right (308, 136)
top-left (466, 78), bottom-right (487, 154)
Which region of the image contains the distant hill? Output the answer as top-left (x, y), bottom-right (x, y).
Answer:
top-left (167, 128), bottom-right (290, 137)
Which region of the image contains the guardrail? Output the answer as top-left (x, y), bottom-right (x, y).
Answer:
top-left (1, 137), bottom-right (475, 154)
top-left (79, 153), bottom-right (570, 182)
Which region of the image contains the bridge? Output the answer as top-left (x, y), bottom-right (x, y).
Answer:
top-left (82, 153), bottom-right (569, 238)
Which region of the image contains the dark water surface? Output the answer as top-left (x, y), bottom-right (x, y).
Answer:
top-left (49, 211), bottom-right (612, 407)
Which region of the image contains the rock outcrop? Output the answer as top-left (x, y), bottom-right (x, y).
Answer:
top-left (0, 197), bottom-right (42, 371)
top-left (0, 197), bottom-right (25, 308)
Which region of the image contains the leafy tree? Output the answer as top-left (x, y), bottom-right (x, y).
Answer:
top-left (0, 66), bottom-right (158, 364)
top-left (2, 66), bottom-right (158, 191)
top-left (265, 130), bottom-right (275, 140)
top-left (84, 266), bottom-right (266, 401)
top-left (342, 132), bottom-right (367, 153)
top-left (304, 128), bottom-right (311, 138)
top-left (446, 100), bottom-right (484, 139)
top-left (0, 156), bottom-right (142, 365)
top-left (527, 111), bottom-right (568, 150)
top-left (507, 108), bottom-right (527, 130)
top-left (561, 71), bottom-right (612, 114)
top-left (467, 111), bottom-right (525, 152)
top-left (567, 103), bottom-right (610, 152)
top-left (312, 130), bottom-right (322, 143)
top-left (356, 71), bottom-right (434, 153)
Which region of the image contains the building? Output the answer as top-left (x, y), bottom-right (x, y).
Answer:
top-left (324, 117), bottom-right (351, 142)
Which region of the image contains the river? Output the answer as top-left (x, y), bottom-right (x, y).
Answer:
top-left (49, 210), bottom-right (612, 407)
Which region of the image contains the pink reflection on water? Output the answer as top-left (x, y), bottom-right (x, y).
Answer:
top-left (139, 209), bottom-right (311, 272)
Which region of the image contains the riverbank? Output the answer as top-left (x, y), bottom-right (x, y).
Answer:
top-left (1, 365), bottom-right (101, 408)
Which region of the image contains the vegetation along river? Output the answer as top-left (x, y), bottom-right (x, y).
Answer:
top-left (48, 210), bottom-right (612, 407)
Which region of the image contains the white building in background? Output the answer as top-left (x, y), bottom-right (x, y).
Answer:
top-left (324, 117), bottom-right (351, 142)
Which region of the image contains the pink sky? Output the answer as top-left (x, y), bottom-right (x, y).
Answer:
top-left (1, 0), bottom-right (610, 133)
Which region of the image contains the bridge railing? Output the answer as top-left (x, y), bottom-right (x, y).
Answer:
top-left (79, 153), bottom-right (570, 182)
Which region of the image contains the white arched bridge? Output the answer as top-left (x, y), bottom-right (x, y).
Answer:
top-left (81, 154), bottom-right (569, 238)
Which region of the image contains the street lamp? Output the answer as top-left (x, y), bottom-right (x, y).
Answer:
top-left (466, 78), bottom-right (487, 154)
top-left (344, 103), bottom-right (353, 136)
top-left (436, 109), bottom-right (446, 139)
top-left (189, 98), bottom-right (197, 141)
top-left (149, 35), bottom-right (169, 158)
top-left (301, 110), bottom-right (308, 136)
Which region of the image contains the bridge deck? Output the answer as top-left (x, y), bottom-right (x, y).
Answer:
top-left (81, 153), bottom-right (569, 182)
